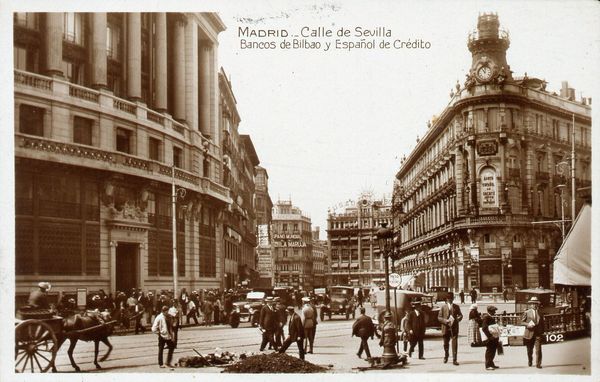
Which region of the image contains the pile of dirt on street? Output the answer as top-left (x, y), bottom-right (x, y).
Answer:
top-left (223, 353), bottom-right (328, 373)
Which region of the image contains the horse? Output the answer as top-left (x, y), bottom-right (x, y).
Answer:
top-left (52, 311), bottom-right (115, 372)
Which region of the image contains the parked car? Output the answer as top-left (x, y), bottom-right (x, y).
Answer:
top-left (320, 286), bottom-right (355, 321)
top-left (374, 289), bottom-right (441, 329)
top-left (230, 291), bottom-right (266, 328)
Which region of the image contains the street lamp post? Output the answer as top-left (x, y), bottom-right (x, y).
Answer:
top-left (376, 224), bottom-right (394, 314)
top-left (172, 167), bottom-right (186, 297)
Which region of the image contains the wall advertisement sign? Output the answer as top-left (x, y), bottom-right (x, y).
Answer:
top-left (480, 167), bottom-right (498, 208)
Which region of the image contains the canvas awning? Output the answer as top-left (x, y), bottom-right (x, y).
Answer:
top-left (400, 275), bottom-right (415, 289)
top-left (553, 204), bottom-right (591, 286)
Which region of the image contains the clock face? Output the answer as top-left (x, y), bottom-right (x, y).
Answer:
top-left (477, 65), bottom-right (493, 81)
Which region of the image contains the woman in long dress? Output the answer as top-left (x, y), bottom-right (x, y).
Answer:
top-left (468, 303), bottom-right (483, 346)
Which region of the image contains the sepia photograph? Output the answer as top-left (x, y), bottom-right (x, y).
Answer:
top-left (0, 0), bottom-right (598, 381)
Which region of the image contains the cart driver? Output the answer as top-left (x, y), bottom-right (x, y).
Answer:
top-left (28, 282), bottom-right (52, 309)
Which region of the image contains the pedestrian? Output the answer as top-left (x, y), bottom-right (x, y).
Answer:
top-left (186, 298), bottom-right (199, 325)
top-left (459, 289), bottom-right (465, 304)
top-left (168, 303), bottom-right (180, 347)
top-left (214, 297), bottom-right (222, 325)
top-left (203, 298), bottom-right (213, 326)
top-left (352, 307), bottom-right (376, 360)
top-left (179, 288), bottom-right (189, 317)
top-left (522, 296), bottom-right (544, 369)
top-left (274, 297), bottom-right (286, 348)
top-left (151, 305), bottom-right (176, 368)
top-left (502, 288), bottom-right (508, 303)
top-left (399, 311), bottom-right (410, 352)
top-left (144, 292), bottom-right (155, 325)
top-left (370, 292), bottom-right (377, 308)
top-left (468, 304), bottom-right (483, 347)
top-left (134, 299), bottom-right (146, 334)
top-left (357, 289), bottom-right (364, 308)
top-left (301, 297), bottom-right (317, 354)
top-left (259, 297), bottom-right (278, 351)
top-left (470, 287), bottom-right (478, 303)
top-left (279, 306), bottom-right (305, 360)
top-left (437, 293), bottom-right (463, 365)
top-left (481, 305), bottom-right (500, 370)
top-left (406, 298), bottom-right (426, 360)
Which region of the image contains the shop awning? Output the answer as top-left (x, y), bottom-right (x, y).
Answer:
top-left (399, 254), bottom-right (417, 263)
top-left (400, 275), bottom-right (415, 289)
top-left (428, 243), bottom-right (450, 255)
top-left (553, 204), bottom-right (591, 286)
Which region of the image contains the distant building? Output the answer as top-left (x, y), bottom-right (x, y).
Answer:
top-left (311, 228), bottom-right (327, 288)
top-left (327, 194), bottom-right (393, 286)
top-left (393, 13), bottom-right (591, 293)
top-left (272, 200), bottom-right (314, 290)
top-left (255, 166), bottom-right (274, 287)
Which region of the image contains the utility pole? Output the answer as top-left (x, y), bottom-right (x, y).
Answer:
top-left (571, 113), bottom-right (576, 219)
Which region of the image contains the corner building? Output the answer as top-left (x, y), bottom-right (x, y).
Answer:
top-left (393, 14), bottom-right (591, 293)
top-left (14, 13), bottom-right (234, 300)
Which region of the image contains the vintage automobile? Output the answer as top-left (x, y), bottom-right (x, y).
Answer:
top-left (374, 289), bottom-right (441, 329)
top-left (427, 286), bottom-right (453, 303)
top-left (320, 286), bottom-right (355, 321)
top-left (272, 287), bottom-right (294, 307)
top-left (229, 291), bottom-right (265, 328)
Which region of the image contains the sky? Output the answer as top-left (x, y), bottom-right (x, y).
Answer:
top-left (214, 0), bottom-right (600, 235)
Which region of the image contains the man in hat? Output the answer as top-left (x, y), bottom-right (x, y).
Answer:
top-left (438, 292), bottom-right (463, 365)
top-left (301, 297), bottom-right (317, 353)
top-left (279, 306), bottom-right (305, 360)
top-left (274, 297), bottom-right (286, 348)
top-left (259, 297), bottom-right (278, 351)
top-left (481, 305), bottom-right (500, 370)
top-left (352, 307), bottom-right (376, 359)
top-left (522, 296), bottom-right (544, 368)
top-left (152, 305), bottom-right (176, 368)
top-left (28, 282), bottom-right (52, 309)
top-left (406, 298), bottom-right (427, 359)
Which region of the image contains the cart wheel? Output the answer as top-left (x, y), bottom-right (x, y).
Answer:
top-left (15, 320), bottom-right (58, 373)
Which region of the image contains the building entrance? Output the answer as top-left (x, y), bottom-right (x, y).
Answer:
top-left (116, 242), bottom-right (139, 293)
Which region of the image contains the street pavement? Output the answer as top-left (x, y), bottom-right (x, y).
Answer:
top-left (49, 301), bottom-right (590, 375)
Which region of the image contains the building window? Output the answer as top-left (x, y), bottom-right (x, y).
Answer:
top-left (14, 46), bottom-right (39, 72)
top-left (73, 116), bottom-right (93, 145)
top-left (173, 146), bottom-right (183, 168)
top-left (149, 137), bottom-right (161, 161)
top-left (116, 128), bottom-right (132, 154)
top-left (14, 13), bottom-right (39, 29)
top-left (484, 233), bottom-right (493, 243)
top-left (283, 249), bottom-right (288, 258)
top-left (552, 120), bottom-right (559, 140)
top-left (282, 223), bottom-right (288, 232)
top-left (19, 104), bottom-right (44, 136)
top-left (63, 13), bottom-right (85, 45)
top-left (62, 60), bottom-right (85, 85)
top-left (203, 157), bottom-right (210, 178)
top-left (106, 24), bottom-right (121, 60)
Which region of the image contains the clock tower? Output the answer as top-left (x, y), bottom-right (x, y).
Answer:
top-left (467, 13), bottom-right (512, 85)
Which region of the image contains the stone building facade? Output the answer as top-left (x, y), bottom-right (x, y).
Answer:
top-left (327, 194), bottom-right (393, 286)
top-left (311, 228), bottom-right (327, 288)
top-left (272, 200), bottom-right (314, 290)
top-left (393, 14), bottom-right (592, 293)
top-left (13, 12), bottom-right (266, 302)
top-left (219, 69), bottom-right (260, 289)
top-left (255, 166), bottom-right (275, 287)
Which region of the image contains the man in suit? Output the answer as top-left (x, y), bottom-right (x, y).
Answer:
top-left (279, 306), bottom-right (305, 360)
top-left (352, 307), bottom-right (376, 359)
top-left (470, 288), bottom-right (478, 303)
top-left (438, 292), bottom-right (463, 365)
top-left (259, 297), bottom-right (279, 351)
top-left (406, 299), bottom-right (427, 359)
top-left (522, 296), bottom-right (544, 368)
top-left (481, 305), bottom-right (500, 370)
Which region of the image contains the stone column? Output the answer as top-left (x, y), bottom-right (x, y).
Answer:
top-left (154, 13), bottom-right (168, 111)
top-left (127, 13), bottom-right (142, 100)
top-left (199, 42), bottom-right (212, 136)
top-left (468, 141), bottom-right (478, 213)
top-left (173, 16), bottom-right (186, 121)
top-left (44, 13), bottom-right (64, 76)
top-left (91, 13), bottom-right (107, 89)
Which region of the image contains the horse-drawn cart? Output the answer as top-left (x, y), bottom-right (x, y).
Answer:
top-left (15, 308), bottom-right (117, 373)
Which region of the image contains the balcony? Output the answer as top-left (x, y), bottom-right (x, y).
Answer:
top-left (14, 69), bottom-right (212, 151)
